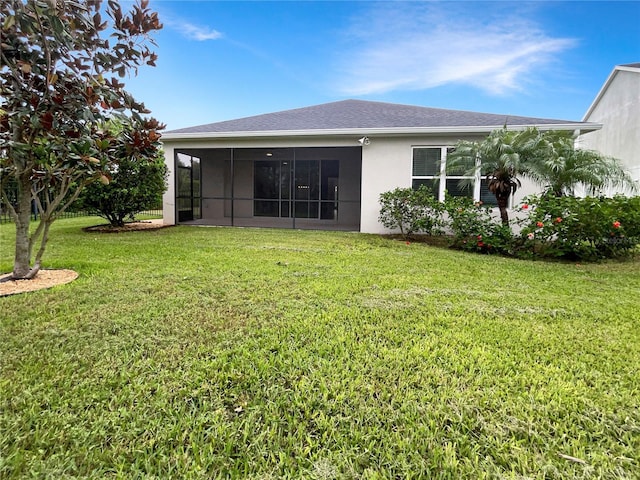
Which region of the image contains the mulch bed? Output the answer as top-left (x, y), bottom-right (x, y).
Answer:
top-left (82, 219), bottom-right (170, 233)
top-left (0, 269), bottom-right (79, 297)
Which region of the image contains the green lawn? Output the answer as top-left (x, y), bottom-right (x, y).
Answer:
top-left (1, 218), bottom-right (639, 479)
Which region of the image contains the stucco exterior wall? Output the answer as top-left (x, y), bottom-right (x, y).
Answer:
top-left (358, 134), bottom-right (536, 233)
top-left (579, 68), bottom-right (640, 187)
top-left (162, 143), bottom-right (176, 225)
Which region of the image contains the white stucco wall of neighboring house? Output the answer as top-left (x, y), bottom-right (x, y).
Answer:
top-left (578, 65), bottom-right (640, 190)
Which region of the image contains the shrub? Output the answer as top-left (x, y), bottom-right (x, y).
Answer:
top-left (78, 154), bottom-right (167, 227)
top-left (379, 185), bottom-right (640, 262)
top-left (517, 195), bottom-right (640, 260)
top-left (443, 195), bottom-right (513, 254)
top-left (378, 186), bottom-right (445, 237)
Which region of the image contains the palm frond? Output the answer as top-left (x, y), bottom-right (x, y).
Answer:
top-left (525, 131), bottom-right (638, 195)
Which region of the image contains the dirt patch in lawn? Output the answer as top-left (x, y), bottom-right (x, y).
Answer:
top-left (0, 269), bottom-right (79, 297)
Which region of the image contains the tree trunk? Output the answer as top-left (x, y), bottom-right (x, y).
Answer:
top-left (496, 194), bottom-right (510, 226)
top-left (12, 175), bottom-right (34, 279)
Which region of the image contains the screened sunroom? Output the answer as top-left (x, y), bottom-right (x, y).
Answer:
top-left (175, 146), bottom-right (362, 230)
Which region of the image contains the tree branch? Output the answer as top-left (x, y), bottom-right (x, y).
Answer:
top-left (0, 187), bottom-right (19, 222)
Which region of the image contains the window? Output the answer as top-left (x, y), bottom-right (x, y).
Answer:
top-left (411, 147), bottom-right (498, 206)
top-left (479, 178), bottom-right (498, 206)
top-left (411, 148), bottom-right (441, 195)
top-left (444, 147), bottom-right (474, 199)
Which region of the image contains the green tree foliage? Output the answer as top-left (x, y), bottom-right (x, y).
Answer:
top-left (1, 0), bottom-right (162, 279)
top-left (446, 128), bottom-right (539, 226)
top-left (525, 130), bottom-right (637, 197)
top-left (446, 127), bottom-right (637, 226)
top-left (78, 122), bottom-right (167, 227)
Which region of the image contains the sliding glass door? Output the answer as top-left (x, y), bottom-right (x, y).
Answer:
top-left (254, 159), bottom-right (339, 220)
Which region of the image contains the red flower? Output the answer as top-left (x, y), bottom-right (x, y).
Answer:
top-left (477, 241), bottom-right (485, 248)
top-left (536, 221), bottom-right (544, 228)
top-left (522, 203), bottom-right (529, 210)
top-left (477, 235), bottom-right (483, 240)
top-left (613, 221), bottom-right (621, 229)
top-left (554, 217), bottom-right (562, 224)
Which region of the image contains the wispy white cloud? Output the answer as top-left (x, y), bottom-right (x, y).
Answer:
top-left (179, 22), bottom-right (222, 41)
top-left (336, 3), bottom-right (576, 96)
top-left (162, 13), bottom-right (222, 42)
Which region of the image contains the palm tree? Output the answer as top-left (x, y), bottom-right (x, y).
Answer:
top-left (526, 130), bottom-right (637, 197)
top-left (447, 127), bottom-right (539, 225)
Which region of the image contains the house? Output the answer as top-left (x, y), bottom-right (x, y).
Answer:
top-left (578, 63), bottom-right (640, 192)
top-left (161, 99), bottom-right (600, 233)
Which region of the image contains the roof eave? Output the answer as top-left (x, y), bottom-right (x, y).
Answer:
top-left (162, 123), bottom-right (601, 142)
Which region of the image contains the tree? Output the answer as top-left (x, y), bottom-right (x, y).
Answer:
top-left (78, 121), bottom-right (167, 227)
top-left (447, 127), bottom-right (637, 226)
top-left (447, 128), bottom-right (539, 226)
top-left (1, 0), bottom-right (162, 279)
top-left (526, 130), bottom-right (637, 197)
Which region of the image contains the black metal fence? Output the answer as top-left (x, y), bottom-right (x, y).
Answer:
top-left (0, 197), bottom-right (162, 224)
top-left (1, 179), bottom-right (163, 224)
top-left (0, 207), bottom-right (163, 224)
top-left (0, 208), bottom-right (163, 224)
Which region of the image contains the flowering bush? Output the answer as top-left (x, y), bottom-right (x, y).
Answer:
top-left (378, 185), bottom-right (445, 237)
top-left (443, 195), bottom-right (513, 254)
top-left (517, 195), bottom-right (640, 260)
top-left (379, 186), bottom-right (639, 261)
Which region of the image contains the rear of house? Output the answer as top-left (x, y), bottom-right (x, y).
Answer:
top-left (162, 100), bottom-right (599, 233)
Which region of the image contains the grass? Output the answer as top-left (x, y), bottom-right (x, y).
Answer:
top-left (1, 217), bottom-right (639, 479)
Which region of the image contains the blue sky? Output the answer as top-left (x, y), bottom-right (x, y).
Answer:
top-left (122, 1), bottom-right (640, 131)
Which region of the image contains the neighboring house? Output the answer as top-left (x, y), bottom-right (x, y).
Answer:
top-left (578, 63), bottom-right (640, 192)
top-left (162, 99), bottom-right (599, 233)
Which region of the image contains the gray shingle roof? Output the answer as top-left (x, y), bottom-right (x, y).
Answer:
top-left (166, 99), bottom-right (586, 135)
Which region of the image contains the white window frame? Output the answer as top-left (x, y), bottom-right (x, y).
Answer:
top-left (411, 146), bottom-right (502, 206)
